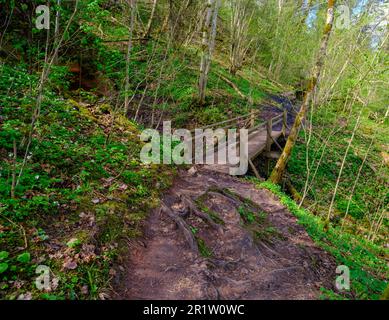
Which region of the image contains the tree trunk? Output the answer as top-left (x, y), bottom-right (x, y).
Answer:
top-left (229, 0), bottom-right (254, 76)
top-left (144, 0), bottom-right (158, 38)
top-left (124, 0), bottom-right (136, 111)
top-left (269, 0), bottom-right (336, 184)
top-left (198, 0), bottom-right (220, 105)
top-left (53, 0), bottom-right (61, 64)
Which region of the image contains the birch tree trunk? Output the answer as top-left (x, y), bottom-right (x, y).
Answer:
top-left (229, 0), bottom-right (254, 75)
top-left (124, 0), bottom-right (136, 111)
top-left (269, 0), bottom-right (336, 184)
top-left (198, 0), bottom-right (220, 105)
top-left (144, 0), bottom-right (158, 38)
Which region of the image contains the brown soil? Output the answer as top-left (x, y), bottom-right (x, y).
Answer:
top-left (114, 167), bottom-right (336, 300)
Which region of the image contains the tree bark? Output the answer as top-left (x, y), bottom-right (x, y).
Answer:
top-left (269, 0), bottom-right (336, 184)
top-left (53, 0), bottom-right (61, 64)
top-left (198, 0), bottom-right (220, 105)
top-left (144, 0), bottom-right (158, 38)
top-left (124, 0), bottom-right (136, 111)
top-left (229, 0), bottom-right (254, 76)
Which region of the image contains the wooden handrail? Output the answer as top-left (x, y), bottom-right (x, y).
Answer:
top-left (188, 109), bottom-right (289, 163)
top-left (191, 110), bottom-right (260, 133)
top-left (191, 110), bottom-right (286, 139)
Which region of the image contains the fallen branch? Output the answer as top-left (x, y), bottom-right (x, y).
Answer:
top-left (216, 72), bottom-right (253, 104)
top-left (0, 213), bottom-right (27, 251)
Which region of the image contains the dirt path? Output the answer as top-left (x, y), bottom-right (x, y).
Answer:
top-left (115, 167), bottom-right (336, 300)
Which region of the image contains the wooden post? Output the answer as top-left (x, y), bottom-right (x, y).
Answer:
top-left (265, 118), bottom-right (273, 176)
top-left (266, 118), bottom-right (273, 152)
top-left (250, 109), bottom-right (255, 128)
top-left (249, 159), bottom-right (261, 180)
top-left (282, 109), bottom-right (288, 137)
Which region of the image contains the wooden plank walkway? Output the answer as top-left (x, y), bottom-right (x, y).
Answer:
top-left (197, 110), bottom-right (288, 176)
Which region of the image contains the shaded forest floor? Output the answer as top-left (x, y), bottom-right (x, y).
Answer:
top-left (114, 168), bottom-right (336, 300)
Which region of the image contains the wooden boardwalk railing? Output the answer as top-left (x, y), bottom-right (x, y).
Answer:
top-left (191, 109), bottom-right (289, 177)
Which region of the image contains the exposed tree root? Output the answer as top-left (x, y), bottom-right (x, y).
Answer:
top-left (179, 194), bottom-right (223, 233)
top-left (122, 168), bottom-right (338, 300)
top-left (285, 178), bottom-right (302, 203)
top-left (207, 191), bottom-right (241, 207)
top-left (207, 187), bottom-right (261, 211)
top-left (208, 258), bottom-right (243, 271)
top-left (160, 202), bottom-right (198, 253)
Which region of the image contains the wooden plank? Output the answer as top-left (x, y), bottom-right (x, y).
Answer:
top-left (266, 119), bottom-right (273, 153)
top-left (282, 110), bottom-right (288, 137)
top-left (263, 151), bottom-right (282, 159)
top-left (249, 159), bottom-right (261, 179)
top-left (191, 110), bottom-right (260, 133)
top-left (198, 111), bottom-right (285, 175)
top-left (248, 131), bottom-right (282, 159)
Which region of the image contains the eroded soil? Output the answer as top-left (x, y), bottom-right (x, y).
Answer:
top-left (115, 168), bottom-right (336, 300)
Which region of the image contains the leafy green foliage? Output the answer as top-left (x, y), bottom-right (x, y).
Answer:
top-left (16, 253), bottom-right (31, 264)
top-left (0, 0), bottom-right (386, 302)
top-left (259, 181), bottom-right (388, 300)
top-left (0, 61), bottom-right (174, 299)
top-left (288, 105), bottom-right (388, 243)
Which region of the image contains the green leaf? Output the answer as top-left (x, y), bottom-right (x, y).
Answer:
top-left (16, 252), bottom-right (31, 264)
top-left (0, 262), bottom-right (8, 274)
top-left (0, 251), bottom-right (9, 261)
top-left (66, 238), bottom-right (81, 248)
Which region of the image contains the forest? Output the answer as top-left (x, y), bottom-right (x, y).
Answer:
top-left (0, 0), bottom-right (388, 301)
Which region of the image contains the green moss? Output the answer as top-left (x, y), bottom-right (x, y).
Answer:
top-left (196, 237), bottom-right (213, 258)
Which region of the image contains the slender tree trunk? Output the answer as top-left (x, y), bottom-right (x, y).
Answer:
top-left (144, 0), bottom-right (158, 38)
top-left (11, 139), bottom-right (17, 198)
top-left (327, 95), bottom-right (365, 223)
top-left (269, 0), bottom-right (336, 184)
top-left (53, 0), bottom-right (61, 64)
top-left (16, 1), bottom-right (80, 188)
top-left (229, 0), bottom-right (254, 76)
top-left (341, 138), bottom-right (373, 229)
top-left (278, 0), bottom-right (283, 15)
top-left (124, 0), bottom-right (136, 111)
top-left (198, 0), bottom-right (220, 105)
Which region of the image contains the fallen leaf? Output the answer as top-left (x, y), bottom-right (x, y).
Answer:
top-left (63, 260), bottom-right (78, 270)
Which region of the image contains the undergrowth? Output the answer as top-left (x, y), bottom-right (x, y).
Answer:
top-left (259, 181), bottom-right (388, 300)
top-left (0, 64), bottom-right (174, 299)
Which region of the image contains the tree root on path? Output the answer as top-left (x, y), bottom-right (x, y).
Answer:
top-left (207, 191), bottom-right (241, 207)
top-left (160, 202), bottom-right (198, 253)
top-left (179, 194), bottom-right (223, 233)
top-left (208, 258), bottom-right (243, 271)
top-left (160, 189), bottom-right (229, 254)
top-left (204, 187), bottom-right (261, 212)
